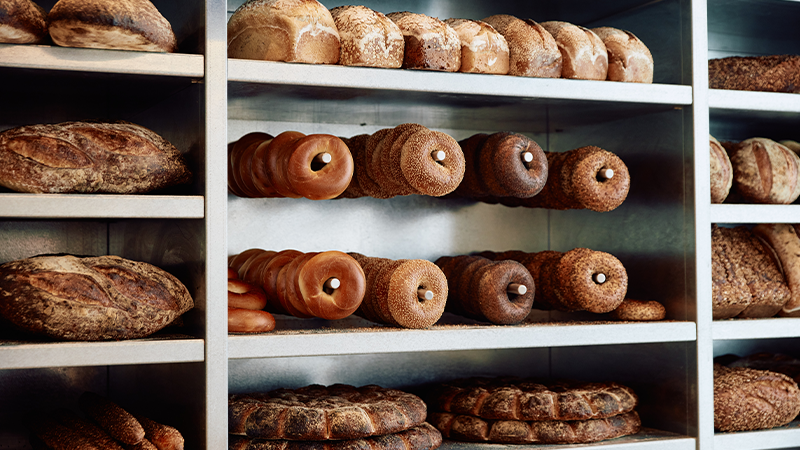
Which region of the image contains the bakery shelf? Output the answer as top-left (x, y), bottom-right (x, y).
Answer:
top-left (0, 337), bottom-right (204, 370)
top-left (0, 194), bottom-right (205, 219)
top-left (228, 321), bottom-right (697, 359)
top-left (0, 44), bottom-right (204, 78)
top-left (442, 430), bottom-right (695, 450)
top-left (710, 204), bottom-right (800, 224)
top-left (713, 421), bottom-right (800, 450)
top-left (708, 89), bottom-right (800, 114)
top-left (712, 318), bottom-right (800, 340)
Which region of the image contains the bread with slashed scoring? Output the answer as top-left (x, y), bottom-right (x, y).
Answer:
top-left (714, 364), bottom-right (800, 431)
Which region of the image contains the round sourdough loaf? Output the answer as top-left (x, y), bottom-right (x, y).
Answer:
top-left (0, 0), bottom-right (48, 44)
top-left (444, 18), bottom-right (509, 74)
top-left (386, 12), bottom-right (460, 72)
top-left (482, 14), bottom-right (561, 78)
top-left (714, 365), bottom-right (800, 431)
top-left (541, 21), bottom-right (608, 80)
top-left (591, 27), bottom-right (653, 83)
top-left (709, 135), bottom-right (733, 203)
top-left (330, 5), bottom-right (403, 68)
top-left (48, 0), bottom-right (177, 52)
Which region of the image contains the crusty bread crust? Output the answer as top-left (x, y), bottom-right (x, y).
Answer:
top-left (0, 0), bottom-right (48, 44)
top-left (709, 55), bottom-right (800, 93)
top-left (714, 365), bottom-right (800, 431)
top-left (710, 135), bottom-right (733, 203)
top-left (730, 138), bottom-right (800, 204)
top-left (591, 27), bottom-right (653, 83)
top-left (330, 5), bottom-right (403, 68)
top-left (482, 15), bottom-right (561, 78)
top-left (542, 21), bottom-right (607, 80)
top-left (230, 423), bottom-right (443, 450)
top-left (386, 12), bottom-right (460, 72)
top-left (444, 18), bottom-right (509, 74)
top-left (48, 0), bottom-right (176, 52)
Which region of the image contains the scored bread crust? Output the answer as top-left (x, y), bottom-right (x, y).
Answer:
top-left (709, 135), bottom-right (733, 203)
top-left (0, 254), bottom-right (194, 341)
top-left (714, 365), bottom-right (800, 432)
top-left (591, 27), bottom-right (653, 83)
top-left (229, 423), bottom-right (443, 450)
top-left (730, 138), bottom-right (800, 205)
top-left (428, 411), bottom-right (641, 445)
top-left (227, 0), bottom-right (340, 64)
top-left (330, 5), bottom-right (403, 68)
top-left (47, 0), bottom-right (177, 52)
top-left (443, 18), bottom-right (509, 74)
top-left (425, 377), bottom-right (638, 421)
top-left (541, 21), bottom-right (607, 81)
top-left (482, 14), bottom-right (561, 78)
top-left (229, 384), bottom-right (428, 440)
top-left (0, 0), bottom-right (48, 44)
top-left (386, 12), bottom-right (460, 72)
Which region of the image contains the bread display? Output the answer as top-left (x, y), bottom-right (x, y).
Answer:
top-left (386, 12), bottom-right (460, 72)
top-left (714, 365), bottom-right (800, 431)
top-left (710, 135), bottom-right (733, 203)
top-left (0, 0), bottom-right (48, 44)
top-left (230, 423), bottom-right (442, 450)
top-left (228, 131), bottom-right (354, 200)
top-left (434, 255), bottom-right (534, 324)
top-left (709, 55), bottom-right (800, 93)
top-left (337, 124), bottom-right (465, 199)
top-left (0, 120), bottom-right (192, 194)
top-left (728, 137), bottom-right (800, 204)
top-left (443, 18), bottom-right (509, 74)
top-left (229, 384), bottom-right (429, 440)
top-left (227, 0), bottom-right (340, 64)
top-left (541, 21), bottom-right (608, 80)
top-left (711, 225), bottom-right (790, 319)
top-left (591, 27), bottom-right (653, 83)
top-left (752, 223), bottom-right (800, 317)
top-left (47, 0), bottom-right (177, 52)
top-left (0, 254), bottom-right (194, 341)
top-left (349, 253), bottom-right (448, 329)
top-left (482, 15), bottom-right (562, 78)
top-left (609, 299), bottom-right (667, 321)
top-left (424, 377), bottom-right (640, 444)
top-left (329, 5), bottom-right (404, 68)
top-left (230, 249), bottom-right (366, 321)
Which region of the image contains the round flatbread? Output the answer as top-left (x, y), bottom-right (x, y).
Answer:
top-left (229, 423), bottom-right (443, 450)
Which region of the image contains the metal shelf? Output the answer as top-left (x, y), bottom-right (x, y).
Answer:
top-left (442, 431), bottom-right (695, 450)
top-left (228, 321), bottom-right (697, 359)
top-left (710, 204), bottom-right (800, 224)
top-left (0, 194), bottom-right (204, 219)
top-left (712, 318), bottom-right (800, 340)
top-left (0, 337), bottom-right (205, 370)
top-left (714, 421), bottom-right (800, 450)
top-left (709, 89), bottom-right (800, 114)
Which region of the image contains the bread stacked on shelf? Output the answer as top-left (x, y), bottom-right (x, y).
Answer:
top-left (424, 377), bottom-right (641, 444)
top-left (0, 254), bottom-right (194, 341)
top-left (387, 11), bottom-right (461, 72)
top-left (0, 0), bottom-right (48, 44)
top-left (443, 18), bottom-right (509, 74)
top-left (709, 55), bottom-right (800, 93)
top-left (229, 384), bottom-right (442, 450)
top-left (541, 21), bottom-right (608, 80)
top-left (330, 5), bottom-right (404, 68)
top-left (709, 135), bottom-right (733, 203)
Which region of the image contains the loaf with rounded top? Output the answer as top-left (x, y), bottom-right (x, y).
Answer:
top-left (714, 365), bottom-right (800, 431)
top-left (591, 27), bottom-right (653, 83)
top-left (387, 12), bottom-right (460, 72)
top-left (0, 254), bottom-right (194, 341)
top-left (227, 0), bottom-right (340, 64)
top-left (753, 223), bottom-right (800, 317)
top-left (48, 0), bottom-right (177, 52)
top-left (541, 21), bottom-right (607, 80)
top-left (710, 135), bottom-right (733, 203)
top-left (729, 137), bottom-right (800, 204)
top-left (482, 15), bottom-right (561, 78)
top-left (0, 120), bottom-right (191, 194)
top-left (229, 384), bottom-right (427, 440)
top-left (0, 0), bottom-right (48, 44)
top-left (444, 18), bottom-right (509, 74)
top-left (330, 5), bottom-right (403, 68)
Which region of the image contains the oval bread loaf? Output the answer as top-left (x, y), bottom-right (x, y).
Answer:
top-left (0, 0), bottom-right (48, 44)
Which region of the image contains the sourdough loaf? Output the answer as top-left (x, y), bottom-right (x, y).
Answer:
top-left (227, 0), bottom-right (340, 64)
top-left (729, 137), bottom-right (800, 204)
top-left (444, 18), bottom-right (509, 74)
top-left (482, 15), bottom-right (561, 78)
top-left (387, 12), bottom-right (460, 72)
top-left (330, 5), bottom-right (403, 68)
top-left (0, 0), bottom-right (48, 44)
top-left (0, 120), bottom-right (191, 194)
top-left (710, 135), bottom-right (733, 203)
top-left (591, 27), bottom-right (653, 83)
top-left (714, 365), bottom-right (800, 431)
top-left (541, 21), bottom-right (607, 80)
top-left (48, 0), bottom-right (177, 52)
top-left (709, 55), bottom-right (800, 93)
top-left (0, 254), bottom-right (194, 341)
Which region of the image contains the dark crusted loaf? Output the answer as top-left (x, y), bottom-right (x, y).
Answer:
top-left (709, 55), bottom-right (800, 93)
top-left (0, 120), bottom-right (191, 194)
top-left (0, 254), bottom-right (194, 341)
top-left (714, 365), bottom-right (800, 431)
top-left (229, 423), bottom-right (442, 450)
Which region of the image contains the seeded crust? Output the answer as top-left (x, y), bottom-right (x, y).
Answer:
top-left (386, 12), bottom-right (460, 72)
top-left (452, 134), bottom-right (490, 197)
top-left (728, 353), bottom-right (800, 383)
top-left (709, 55), bottom-right (800, 93)
top-left (428, 411), bottom-right (640, 445)
top-left (0, 0), bottom-right (48, 44)
top-left (557, 248), bottom-right (627, 314)
top-left (425, 377), bottom-right (638, 422)
top-left (330, 5), bottom-right (403, 68)
top-left (753, 224), bottom-right (800, 317)
top-left (609, 299), bottom-right (666, 321)
top-left (541, 21), bottom-right (608, 81)
top-left (443, 18), bottom-right (509, 74)
top-left (229, 423), bottom-right (443, 450)
top-left (229, 384), bottom-right (427, 440)
top-left (714, 365), bottom-right (800, 431)
top-left (400, 129), bottom-right (465, 197)
top-left (482, 15), bottom-right (561, 78)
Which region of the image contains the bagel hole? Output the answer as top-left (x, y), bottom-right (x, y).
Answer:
top-left (310, 160), bottom-right (328, 172)
top-left (417, 285), bottom-right (433, 303)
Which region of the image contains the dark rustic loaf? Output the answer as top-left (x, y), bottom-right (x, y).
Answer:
top-left (0, 254), bottom-right (194, 341)
top-left (709, 55), bottom-right (800, 93)
top-left (710, 135), bottom-right (733, 203)
top-left (48, 0), bottom-right (177, 52)
top-left (0, 120), bottom-right (191, 194)
top-left (714, 365), bottom-right (800, 431)
top-left (425, 377), bottom-right (638, 421)
top-left (0, 0), bottom-right (48, 44)
top-left (229, 423), bottom-right (443, 450)
top-left (428, 411), bottom-right (641, 444)
top-left (729, 138), bottom-right (800, 204)
top-left (79, 391), bottom-right (146, 445)
top-left (229, 384), bottom-right (427, 440)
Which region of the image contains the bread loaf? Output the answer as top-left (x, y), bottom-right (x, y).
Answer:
top-left (710, 135), bottom-right (733, 203)
top-left (0, 0), bottom-right (48, 44)
top-left (443, 18), bottom-right (509, 74)
top-left (79, 391), bottom-right (145, 445)
top-left (227, 0), bottom-right (340, 64)
top-left (541, 21), bottom-right (607, 80)
top-left (387, 12), bottom-right (460, 72)
top-left (48, 0), bottom-right (177, 52)
top-left (709, 55), bottom-right (800, 93)
top-left (0, 254), bottom-right (194, 341)
top-left (752, 223), bottom-right (800, 317)
top-left (591, 27), bottom-right (653, 83)
top-left (714, 365), bottom-right (800, 431)
top-left (0, 120), bottom-right (191, 194)
top-left (230, 423), bottom-right (442, 450)
top-left (730, 138), bottom-right (800, 204)
top-left (330, 5), bottom-right (403, 68)
top-left (135, 415), bottom-right (185, 450)
top-left (482, 15), bottom-right (561, 78)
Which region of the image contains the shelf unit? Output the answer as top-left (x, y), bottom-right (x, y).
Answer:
top-left (0, 0), bottom-right (799, 449)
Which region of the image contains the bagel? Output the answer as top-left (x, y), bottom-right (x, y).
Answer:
top-left (470, 260), bottom-right (535, 324)
top-left (384, 259), bottom-right (448, 328)
top-left (258, 249), bottom-right (303, 314)
top-left (361, 128), bottom-right (394, 199)
top-left (400, 129), bottom-right (465, 196)
top-left (610, 299), bottom-right (666, 321)
top-left (557, 248), bottom-right (627, 313)
top-left (231, 133), bottom-right (272, 198)
top-left (251, 137), bottom-right (280, 197)
top-left (228, 279), bottom-right (268, 310)
top-left (280, 252), bottom-right (317, 318)
top-left (298, 251), bottom-right (366, 320)
top-left (230, 248), bottom-right (265, 273)
top-left (355, 256), bottom-right (393, 323)
top-left (383, 124), bottom-right (427, 196)
top-left (478, 132), bottom-right (548, 198)
top-left (228, 307), bottom-right (276, 333)
top-left (265, 131), bottom-right (306, 198)
top-left (562, 146), bottom-right (630, 212)
top-left (282, 134), bottom-right (353, 200)
top-left (455, 133), bottom-right (491, 197)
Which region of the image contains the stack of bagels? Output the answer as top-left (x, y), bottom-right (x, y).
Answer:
top-left (225, 0), bottom-right (654, 82)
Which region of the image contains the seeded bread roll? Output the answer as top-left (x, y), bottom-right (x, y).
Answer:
top-left (330, 5), bottom-right (403, 68)
top-left (591, 27), bottom-right (653, 83)
top-left (541, 21), bottom-right (608, 80)
top-left (729, 138), bottom-right (800, 204)
top-left (0, 0), bottom-right (48, 44)
top-left (714, 365), bottom-right (800, 431)
top-left (444, 18), bottom-right (509, 74)
top-left (48, 0), bottom-right (177, 52)
top-left (709, 55), bottom-right (800, 93)
top-left (387, 12), bottom-right (460, 72)
top-left (710, 135), bottom-right (733, 203)
top-left (227, 0), bottom-right (340, 64)
top-left (482, 14), bottom-right (561, 78)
